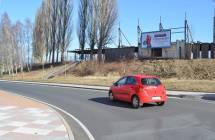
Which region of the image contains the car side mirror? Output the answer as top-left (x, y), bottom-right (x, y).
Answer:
top-left (113, 82), bottom-right (118, 86)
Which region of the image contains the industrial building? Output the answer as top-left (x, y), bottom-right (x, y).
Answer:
top-left (68, 12), bottom-right (215, 61)
top-left (69, 42), bottom-right (215, 61)
top-left (138, 40), bottom-right (186, 59)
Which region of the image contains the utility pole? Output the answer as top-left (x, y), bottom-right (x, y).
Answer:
top-left (159, 16), bottom-right (164, 31)
top-left (213, 8), bottom-right (215, 43)
top-left (184, 13), bottom-right (187, 47)
top-left (137, 19), bottom-right (141, 47)
top-left (118, 22), bottom-right (122, 48)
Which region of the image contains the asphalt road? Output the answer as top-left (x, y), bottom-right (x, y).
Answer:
top-left (0, 81), bottom-right (215, 140)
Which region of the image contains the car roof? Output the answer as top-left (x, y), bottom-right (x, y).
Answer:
top-left (126, 74), bottom-right (159, 79)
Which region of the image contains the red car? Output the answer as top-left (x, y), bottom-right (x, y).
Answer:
top-left (109, 75), bottom-right (167, 108)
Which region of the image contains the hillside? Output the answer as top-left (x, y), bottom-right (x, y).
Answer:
top-left (1, 60), bottom-right (215, 92)
top-left (70, 59), bottom-right (215, 80)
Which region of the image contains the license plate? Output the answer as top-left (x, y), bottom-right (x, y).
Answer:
top-left (152, 97), bottom-right (161, 100)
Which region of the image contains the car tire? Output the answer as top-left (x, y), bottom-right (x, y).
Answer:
top-left (109, 91), bottom-right (114, 101)
top-left (132, 96), bottom-right (140, 109)
top-left (157, 101), bottom-right (165, 106)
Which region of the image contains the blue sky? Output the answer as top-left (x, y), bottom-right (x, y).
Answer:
top-left (0, 0), bottom-right (214, 50)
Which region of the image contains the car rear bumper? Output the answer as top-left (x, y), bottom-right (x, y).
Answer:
top-left (139, 94), bottom-right (167, 104)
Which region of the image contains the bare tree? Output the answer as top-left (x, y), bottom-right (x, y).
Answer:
top-left (59, 0), bottom-right (73, 62)
top-left (56, 0), bottom-right (73, 63)
top-left (42, 0), bottom-right (51, 63)
top-left (0, 13), bottom-right (14, 75)
top-left (12, 21), bottom-right (25, 74)
top-left (97, 0), bottom-right (118, 62)
top-left (33, 0), bottom-right (73, 64)
top-left (32, 7), bottom-right (45, 63)
top-left (87, 0), bottom-right (98, 60)
top-left (0, 15), bottom-right (5, 75)
top-left (24, 18), bottom-right (33, 71)
top-left (0, 13), bottom-right (29, 76)
top-left (12, 21), bottom-right (24, 74)
top-left (49, 0), bottom-right (58, 64)
top-left (13, 21), bottom-right (24, 66)
top-left (78, 0), bottom-right (90, 60)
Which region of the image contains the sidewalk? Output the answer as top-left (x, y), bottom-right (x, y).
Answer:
top-left (0, 90), bottom-right (71, 140)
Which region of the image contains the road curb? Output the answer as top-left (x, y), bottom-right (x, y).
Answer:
top-left (53, 108), bottom-right (75, 140)
top-left (0, 79), bottom-right (213, 101)
top-left (167, 94), bottom-right (202, 99)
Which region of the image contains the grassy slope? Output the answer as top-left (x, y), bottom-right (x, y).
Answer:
top-left (1, 60), bottom-right (215, 93)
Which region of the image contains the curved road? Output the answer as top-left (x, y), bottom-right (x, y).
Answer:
top-left (0, 81), bottom-right (215, 140)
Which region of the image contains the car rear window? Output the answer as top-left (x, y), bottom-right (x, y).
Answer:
top-left (141, 78), bottom-right (161, 86)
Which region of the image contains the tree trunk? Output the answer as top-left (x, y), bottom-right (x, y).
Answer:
top-left (90, 43), bottom-right (95, 61)
top-left (52, 45), bottom-right (55, 64)
top-left (56, 47), bottom-right (59, 63)
top-left (45, 48), bottom-right (48, 63)
top-left (97, 46), bottom-right (102, 63)
top-left (15, 65), bottom-right (17, 75)
top-left (90, 52), bottom-right (93, 61)
top-left (49, 51), bottom-right (52, 63)
top-left (8, 66), bottom-right (10, 75)
top-left (61, 50), bottom-right (65, 62)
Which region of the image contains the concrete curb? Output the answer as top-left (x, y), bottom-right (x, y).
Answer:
top-left (0, 80), bottom-right (109, 91)
top-left (167, 94), bottom-right (201, 100)
top-left (53, 108), bottom-right (75, 140)
top-left (1, 79), bottom-right (213, 101)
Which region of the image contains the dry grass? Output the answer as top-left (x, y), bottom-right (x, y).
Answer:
top-left (162, 79), bottom-right (215, 93)
top-left (47, 76), bottom-right (215, 93)
top-left (0, 65), bottom-right (65, 81)
top-left (70, 60), bottom-right (215, 80)
top-left (1, 60), bottom-right (215, 92)
top-left (48, 76), bottom-right (119, 86)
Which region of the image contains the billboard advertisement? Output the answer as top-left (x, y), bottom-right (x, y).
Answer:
top-left (141, 30), bottom-right (171, 48)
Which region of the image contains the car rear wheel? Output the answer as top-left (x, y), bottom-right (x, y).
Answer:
top-left (157, 101), bottom-right (165, 106)
top-left (132, 96), bottom-right (140, 109)
top-left (109, 92), bottom-right (114, 101)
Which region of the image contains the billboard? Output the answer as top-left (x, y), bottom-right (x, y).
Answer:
top-left (141, 30), bottom-right (171, 48)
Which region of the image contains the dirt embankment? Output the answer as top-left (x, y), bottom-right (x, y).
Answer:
top-left (70, 59), bottom-right (215, 80)
top-left (1, 60), bottom-right (215, 92)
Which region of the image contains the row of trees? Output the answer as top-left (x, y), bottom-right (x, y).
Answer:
top-left (78, 0), bottom-right (118, 62)
top-left (33, 0), bottom-right (118, 64)
top-left (33, 0), bottom-right (73, 64)
top-left (0, 0), bottom-right (118, 75)
top-left (0, 13), bottom-right (33, 75)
